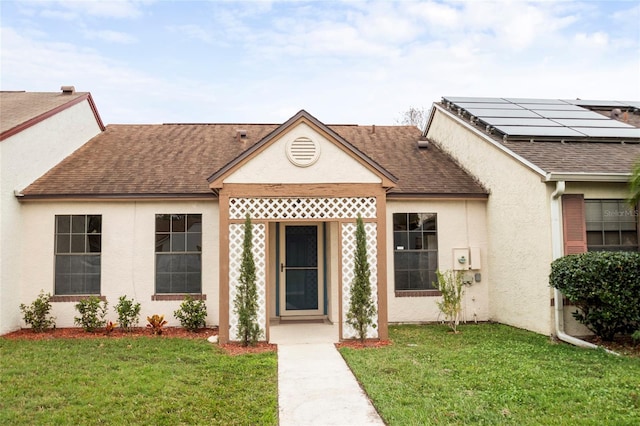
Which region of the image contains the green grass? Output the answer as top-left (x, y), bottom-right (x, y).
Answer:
top-left (0, 337), bottom-right (277, 425)
top-left (340, 324), bottom-right (640, 425)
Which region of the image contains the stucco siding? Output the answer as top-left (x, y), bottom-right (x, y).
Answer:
top-left (225, 122), bottom-right (381, 184)
top-left (386, 199), bottom-right (490, 324)
top-left (427, 109), bottom-right (553, 335)
top-left (1, 100), bottom-right (102, 334)
top-left (19, 201), bottom-right (219, 329)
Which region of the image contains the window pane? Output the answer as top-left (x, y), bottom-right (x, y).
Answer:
top-left (585, 202), bottom-right (602, 222)
top-left (71, 235), bottom-right (85, 253)
top-left (393, 213), bottom-right (408, 231)
top-left (72, 215), bottom-right (86, 233)
top-left (172, 215), bottom-right (186, 232)
top-left (156, 215), bottom-right (171, 233)
top-left (408, 214), bottom-right (421, 230)
top-left (171, 254), bottom-right (186, 273)
top-left (187, 215), bottom-right (202, 232)
top-left (394, 252), bottom-right (408, 270)
top-left (426, 234), bottom-right (438, 250)
top-left (156, 273), bottom-right (171, 293)
top-left (604, 231), bottom-right (620, 245)
top-left (186, 273), bottom-right (201, 293)
top-left (409, 231), bottom-right (423, 249)
top-left (57, 215), bottom-right (70, 233)
top-left (172, 273), bottom-right (186, 293)
top-left (87, 235), bottom-right (101, 253)
top-left (156, 234), bottom-right (171, 252)
top-left (394, 271), bottom-right (409, 290)
top-left (587, 231), bottom-right (603, 246)
top-left (56, 234), bottom-right (70, 254)
top-left (156, 254), bottom-right (171, 273)
top-left (420, 214), bottom-right (437, 230)
top-left (87, 216), bottom-right (102, 234)
top-left (185, 254), bottom-right (201, 273)
top-left (186, 233), bottom-right (201, 252)
top-left (621, 231), bottom-right (638, 247)
top-left (602, 202), bottom-right (618, 219)
top-left (171, 233), bottom-right (186, 252)
top-left (393, 231), bottom-right (407, 250)
top-left (586, 221), bottom-right (602, 231)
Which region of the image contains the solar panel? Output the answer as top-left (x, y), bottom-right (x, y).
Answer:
top-left (443, 96), bottom-right (509, 104)
top-left (492, 126), bottom-right (585, 137)
top-left (505, 98), bottom-right (569, 105)
top-left (530, 110), bottom-right (607, 119)
top-left (454, 102), bottom-right (524, 110)
top-left (478, 118), bottom-right (561, 127)
top-left (465, 108), bottom-right (541, 118)
top-left (552, 119), bottom-right (635, 128)
top-left (572, 127), bottom-right (640, 138)
top-left (444, 96), bottom-right (640, 141)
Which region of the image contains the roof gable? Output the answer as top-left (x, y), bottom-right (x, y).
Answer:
top-left (0, 90), bottom-right (105, 141)
top-left (208, 110), bottom-right (397, 189)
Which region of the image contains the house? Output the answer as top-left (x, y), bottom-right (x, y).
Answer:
top-left (0, 88), bottom-right (104, 335)
top-left (5, 90), bottom-right (636, 344)
top-left (424, 96), bottom-right (640, 339)
top-left (6, 96), bottom-right (490, 343)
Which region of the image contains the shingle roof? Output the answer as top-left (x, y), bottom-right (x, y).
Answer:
top-left (0, 91), bottom-right (97, 138)
top-left (21, 121), bottom-right (487, 198)
top-left (434, 98), bottom-right (640, 176)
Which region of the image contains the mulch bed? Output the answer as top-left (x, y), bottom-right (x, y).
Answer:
top-left (1, 326), bottom-right (218, 340)
top-left (335, 339), bottom-right (392, 349)
top-left (582, 335), bottom-right (640, 357)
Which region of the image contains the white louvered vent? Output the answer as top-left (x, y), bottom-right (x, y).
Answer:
top-left (286, 136), bottom-right (320, 167)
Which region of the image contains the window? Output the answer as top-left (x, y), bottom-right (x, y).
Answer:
top-left (586, 200), bottom-right (639, 251)
top-left (54, 215), bottom-right (101, 295)
top-left (393, 213), bottom-right (438, 291)
top-left (155, 214), bottom-right (202, 293)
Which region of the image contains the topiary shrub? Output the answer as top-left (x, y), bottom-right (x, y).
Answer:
top-left (174, 295), bottom-right (207, 332)
top-left (550, 251), bottom-right (640, 341)
top-left (114, 295), bottom-right (141, 332)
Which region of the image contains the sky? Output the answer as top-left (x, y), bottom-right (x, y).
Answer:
top-left (1, 0), bottom-right (639, 126)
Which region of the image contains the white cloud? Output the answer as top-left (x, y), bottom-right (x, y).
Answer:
top-left (574, 31), bottom-right (609, 48)
top-left (166, 24), bottom-right (213, 44)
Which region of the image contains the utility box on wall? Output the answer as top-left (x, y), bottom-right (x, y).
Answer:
top-left (469, 247), bottom-right (481, 270)
top-left (452, 248), bottom-right (470, 271)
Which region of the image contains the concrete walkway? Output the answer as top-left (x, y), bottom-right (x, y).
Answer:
top-left (272, 323), bottom-right (385, 426)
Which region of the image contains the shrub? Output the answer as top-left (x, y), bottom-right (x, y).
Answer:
top-left (19, 290), bottom-right (56, 332)
top-left (74, 296), bottom-right (108, 332)
top-left (146, 314), bottom-right (167, 335)
top-left (435, 270), bottom-right (465, 334)
top-left (114, 295), bottom-right (141, 332)
top-left (346, 214), bottom-right (376, 343)
top-left (550, 251), bottom-right (640, 341)
top-left (174, 295), bottom-right (207, 331)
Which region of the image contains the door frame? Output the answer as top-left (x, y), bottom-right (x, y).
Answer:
top-left (278, 222), bottom-right (325, 317)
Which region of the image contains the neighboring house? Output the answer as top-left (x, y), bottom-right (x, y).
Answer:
top-left (8, 95), bottom-right (490, 343)
top-left (0, 87), bottom-right (105, 334)
top-left (424, 96), bottom-right (640, 337)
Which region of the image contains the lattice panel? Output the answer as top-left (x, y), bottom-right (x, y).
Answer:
top-left (228, 223), bottom-right (267, 341)
top-left (341, 222), bottom-right (379, 339)
top-left (229, 197), bottom-right (376, 220)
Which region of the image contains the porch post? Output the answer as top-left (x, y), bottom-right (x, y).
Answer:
top-left (218, 192), bottom-right (230, 344)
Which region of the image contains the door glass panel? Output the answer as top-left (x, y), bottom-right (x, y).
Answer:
top-left (284, 226), bottom-right (318, 311)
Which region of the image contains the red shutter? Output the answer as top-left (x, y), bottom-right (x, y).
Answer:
top-left (562, 194), bottom-right (587, 254)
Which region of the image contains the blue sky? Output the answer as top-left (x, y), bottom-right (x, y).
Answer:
top-left (1, 0), bottom-right (639, 125)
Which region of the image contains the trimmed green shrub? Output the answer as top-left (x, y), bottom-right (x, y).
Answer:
top-left (74, 296), bottom-right (108, 332)
top-left (550, 251), bottom-right (640, 341)
top-left (19, 290), bottom-right (56, 332)
top-left (346, 214), bottom-right (377, 342)
top-left (435, 270), bottom-right (465, 334)
top-left (114, 295), bottom-right (141, 332)
top-left (174, 295), bottom-right (207, 331)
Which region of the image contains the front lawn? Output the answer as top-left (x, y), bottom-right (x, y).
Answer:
top-left (340, 324), bottom-right (640, 425)
top-left (0, 337), bottom-right (277, 425)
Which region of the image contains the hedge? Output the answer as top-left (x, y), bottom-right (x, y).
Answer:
top-left (549, 251), bottom-right (640, 341)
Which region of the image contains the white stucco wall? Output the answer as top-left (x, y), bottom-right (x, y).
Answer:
top-left (0, 99), bottom-right (102, 334)
top-left (427, 108), bottom-right (554, 335)
top-left (18, 200), bottom-right (219, 329)
top-left (225, 122), bottom-right (381, 184)
top-left (386, 199), bottom-right (490, 324)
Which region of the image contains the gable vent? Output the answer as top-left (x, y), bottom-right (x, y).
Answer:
top-left (286, 136), bottom-right (320, 167)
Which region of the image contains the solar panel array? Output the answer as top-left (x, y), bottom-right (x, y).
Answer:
top-left (442, 96), bottom-right (640, 142)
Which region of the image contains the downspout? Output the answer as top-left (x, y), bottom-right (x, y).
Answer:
top-left (550, 180), bottom-right (600, 350)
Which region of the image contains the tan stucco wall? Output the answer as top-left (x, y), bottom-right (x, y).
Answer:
top-left (225, 122), bottom-right (381, 184)
top-left (18, 200), bottom-right (219, 328)
top-left (386, 199), bottom-right (490, 324)
top-left (0, 100), bottom-right (102, 334)
top-left (427, 108), bottom-right (554, 335)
